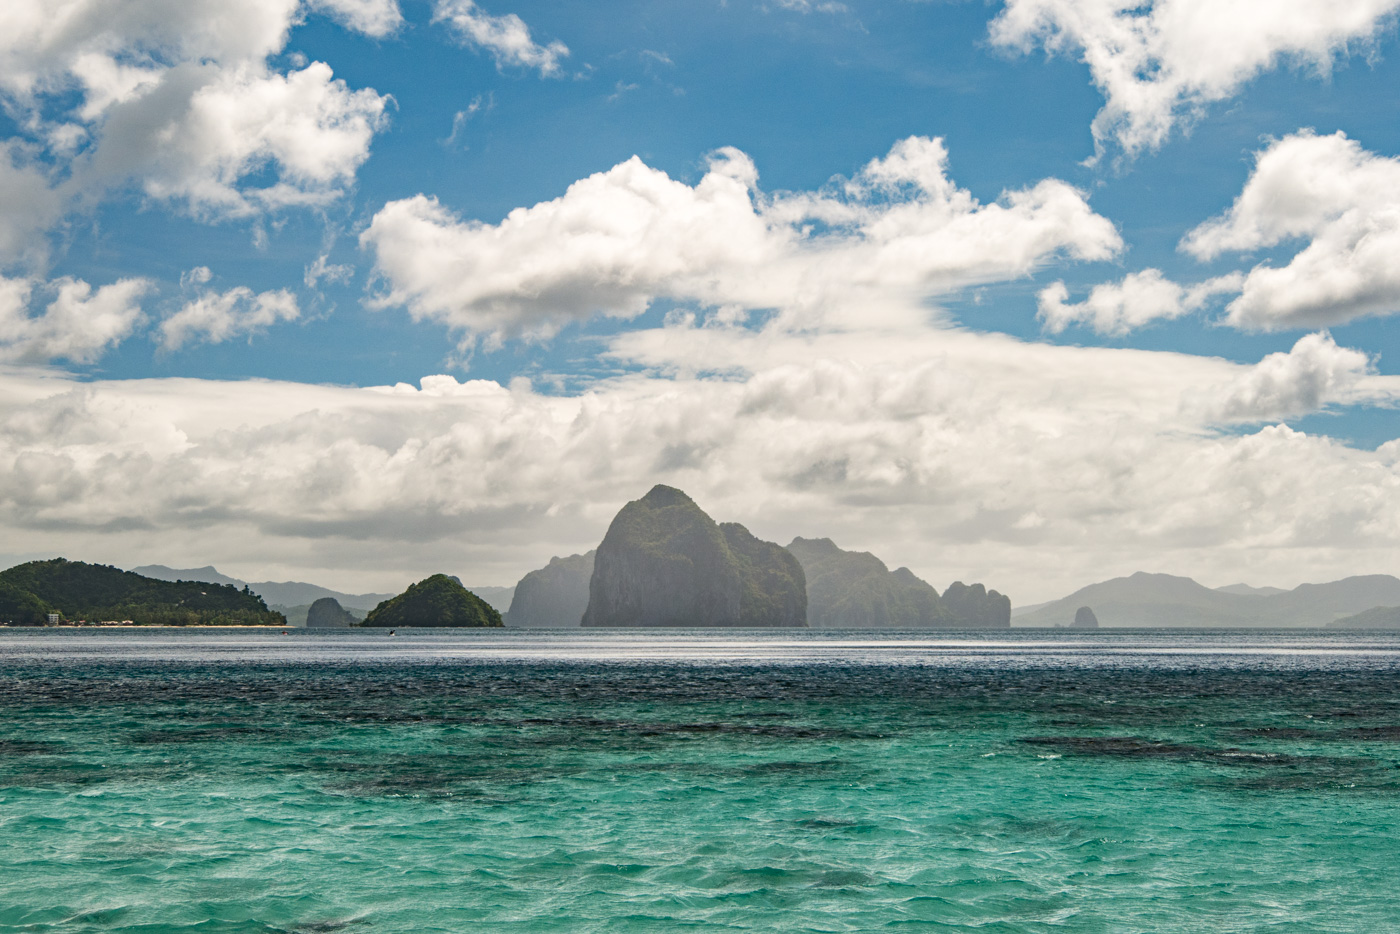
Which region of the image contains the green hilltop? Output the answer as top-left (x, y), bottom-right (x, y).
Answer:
top-left (362, 574), bottom-right (503, 628)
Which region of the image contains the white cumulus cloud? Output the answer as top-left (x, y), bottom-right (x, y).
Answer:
top-left (308, 0), bottom-right (403, 36)
top-left (1190, 331), bottom-right (1382, 423)
top-left (1038, 269), bottom-right (1242, 335)
top-left (88, 61), bottom-right (389, 217)
top-left (0, 275), bottom-right (149, 363)
top-left (160, 273), bottom-right (300, 350)
top-left (361, 137), bottom-right (1122, 341)
top-left (1182, 131), bottom-right (1400, 330)
top-left (0, 0), bottom-right (395, 258)
top-left (433, 0), bottom-right (569, 77)
top-left (990, 0), bottom-right (1400, 159)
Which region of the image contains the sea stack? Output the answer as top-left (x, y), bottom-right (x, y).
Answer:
top-left (581, 485), bottom-right (806, 628)
top-left (1073, 605), bottom-right (1099, 629)
top-left (506, 551), bottom-right (595, 627)
top-left (941, 582), bottom-right (1013, 628)
top-left (305, 597), bottom-right (357, 628)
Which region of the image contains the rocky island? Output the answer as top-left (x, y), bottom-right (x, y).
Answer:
top-left (582, 485), bottom-right (806, 628)
top-left (305, 597), bottom-right (360, 628)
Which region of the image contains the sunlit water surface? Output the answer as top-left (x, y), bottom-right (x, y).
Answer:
top-left (3, 627), bottom-right (1400, 933)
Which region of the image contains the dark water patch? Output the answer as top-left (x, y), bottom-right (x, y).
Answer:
top-left (796, 817), bottom-right (859, 830)
top-left (1197, 758), bottom-right (1400, 794)
top-left (810, 869), bottom-right (877, 888)
top-left (1337, 726), bottom-right (1400, 741)
top-left (745, 759), bottom-right (847, 775)
top-left (512, 716), bottom-right (881, 741)
top-left (128, 726), bottom-right (280, 745)
top-left (0, 760), bottom-right (194, 789)
top-left (1227, 727), bottom-right (1319, 740)
top-left (12, 658), bottom-right (1400, 713)
top-left (1021, 736), bottom-right (1311, 767)
top-left (281, 921), bottom-right (371, 934)
top-left (0, 740), bottom-right (65, 755)
top-left (1228, 725), bottom-right (1400, 743)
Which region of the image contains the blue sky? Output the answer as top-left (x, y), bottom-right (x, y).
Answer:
top-left (3, 0), bottom-right (1400, 600)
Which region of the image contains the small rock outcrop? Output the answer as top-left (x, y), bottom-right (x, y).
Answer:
top-left (786, 537), bottom-right (945, 628)
top-left (1072, 605), bottom-right (1099, 629)
top-left (581, 485), bottom-right (806, 628)
top-left (506, 551), bottom-right (595, 627)
top-left (941, 581), bottom-right (1013, 629)
top-left (305, 597), bottom-right (358, 628)
top-left (362, 574), bottom-right (503, 628)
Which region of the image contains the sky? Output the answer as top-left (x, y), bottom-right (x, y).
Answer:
top-left (2, 0), bottom-right (1400, 604)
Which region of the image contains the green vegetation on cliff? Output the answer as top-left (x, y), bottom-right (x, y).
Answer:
top-left (0, 558), bottom-right (284, 626)
top-left (582, 485), bottom-right (806, 628)
top-left (362, 575), bottom-right (503, 628)
top-left (0, 580), bottom-right (53, 626)
top-left (721, 523), bottom-right (807, 628)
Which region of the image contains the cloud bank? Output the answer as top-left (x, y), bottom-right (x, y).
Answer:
top-left (2, 317), bottom-right (1398, 600)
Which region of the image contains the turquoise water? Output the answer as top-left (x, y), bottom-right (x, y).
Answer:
top-left (3, 629), bottom-right (1400, 933)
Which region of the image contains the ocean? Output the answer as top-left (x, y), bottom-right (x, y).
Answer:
top-left (2, 628), bottom-right (1399, 933)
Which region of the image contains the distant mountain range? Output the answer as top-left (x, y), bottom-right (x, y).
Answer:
top-left (1014, 572), bottom-right (1400, 628)
top-left (132, 565), bottom-right (397, 612)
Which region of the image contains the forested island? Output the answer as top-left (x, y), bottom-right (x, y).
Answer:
top-left (0, 558), bottom-right (284, 626)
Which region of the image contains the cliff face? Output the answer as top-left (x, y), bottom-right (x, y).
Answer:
top-left (786, 537), bottom-right (945, 628)
top-left (362, 575), bottom-right (503, 627)
top-left (506, 551), bottom-right (595, 627)
top-left (581, 486), bottom-right (806, 628)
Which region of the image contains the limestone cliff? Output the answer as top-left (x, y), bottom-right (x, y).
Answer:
top-left (506, 551), bottom-right (595, 627)
top-left (581, 486), bottom-right (806, 628)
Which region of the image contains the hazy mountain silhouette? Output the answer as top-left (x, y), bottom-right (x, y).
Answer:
top-left (1016, 571), bottom-right (1400, 627)
top-left (506, 551), bottom-right (594, 627)
top-left (133, 564), bottom-right (396, 611)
